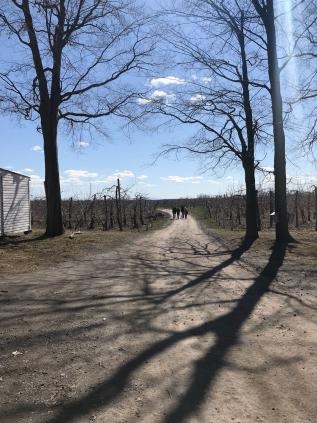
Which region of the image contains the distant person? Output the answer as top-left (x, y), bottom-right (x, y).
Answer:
top-left (180, 205), bottom-right (185, 218)
top-left (184, 207), bottom-right (188, 219)
top-left (172, 207), bottom-right (177, 219)
top-left (176, 207), bottom-right (180, 219)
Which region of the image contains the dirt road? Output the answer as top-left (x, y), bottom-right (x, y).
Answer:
top-left (0, 213), bottom-right (316, 423)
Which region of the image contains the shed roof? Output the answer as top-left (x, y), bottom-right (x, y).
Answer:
top-left (0, 168), bottom-right (30, 179)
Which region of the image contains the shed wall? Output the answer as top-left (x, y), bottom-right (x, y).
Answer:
top-left (0, 170), bottom-right (31, 236)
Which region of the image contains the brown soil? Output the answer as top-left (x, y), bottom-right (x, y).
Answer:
top-left (0, 212), bottom-right (316, 423)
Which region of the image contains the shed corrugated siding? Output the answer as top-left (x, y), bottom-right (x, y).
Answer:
top-left (1, 172), bottom-right (30, 235)
top-left (0, 177), bottom-right (3, 236)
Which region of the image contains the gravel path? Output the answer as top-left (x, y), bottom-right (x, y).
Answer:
top-left (0, 212), bottom-right (316, 423)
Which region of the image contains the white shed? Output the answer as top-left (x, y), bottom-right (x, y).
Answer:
top-left (0, 168), bottom-right (31, 236)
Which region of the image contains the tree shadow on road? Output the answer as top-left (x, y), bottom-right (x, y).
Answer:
top-left (42, 239), bottom-right (288, 423)
top-left (163, 241), bottom-right (287, 422)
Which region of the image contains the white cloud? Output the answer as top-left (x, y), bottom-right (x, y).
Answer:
top-left (150, 76), bottom-right (187, 87)
top-left (140, 183), bottom-right (157, 188)
top-left (207, 179), bottom-right (222, 185)
top-left (257, 171), bottom-right (317, 189)
top-left (30, 174), bottom-right (44, 187)
top-left (191, 75), bottom-right (212, 83)
top-left (60, 170), bottom-right (99, 189)
top-left (152, 90), bottom-right (176, 105)
top-left (190, 94), bottom-right (206, 103)
top-left (136, 175), bottom-right (148, 180)
top-left (113, 170), bottom-right (134, 179)
top-left (137, 98), bottom-right (152, 105)
top-left (260, 166), bottom-right (274, 173)
top-left (152, 90), bottom-right (169, 98)
top-left (161, 175), bottom-right (204, 183)
top-left (31, 145), bottom-right (43, 152)
top-left (78, 141), bottom-right (90, 148)
top-left (289, 174), bottom-right (317, 186)
top-left (22, 168), bottom-right (34, 173)
top-left (64, 169), bottom-right (98, 179)
top-left (96, 170), bottom-right (135, 184)
top-left (137, 90), bottom-right (175, 106)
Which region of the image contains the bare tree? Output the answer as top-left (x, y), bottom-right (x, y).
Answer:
top-left (0, 0), bottom-right (153, 236)
top-left (251, 0), bottom-right (292, 241)
top-left (144, 0), bottom-right (270, 240)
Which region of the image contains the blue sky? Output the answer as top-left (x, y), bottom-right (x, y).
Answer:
top-left (1, 81), bottom-right (316, 201)
top-left (0, 1), bottom-right (316, 200)
top-left (0, 109), bottom-right (248, 199)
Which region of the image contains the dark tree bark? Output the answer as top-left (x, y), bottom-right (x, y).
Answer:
top-left (252, 0), bottom-right (291, 241)
top-left (42, 117), bottom-right (64, 235)
top-left (243, 159), bottom-right (259, 239)
top-left (22, 0), bottom-right (64, 235)
top-left (238, 11), bottom-right (259, 240)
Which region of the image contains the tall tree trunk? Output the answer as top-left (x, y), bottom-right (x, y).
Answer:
top-left (254, 0), bottom-right (290, 241)
top-left (267, 20), bottom-right (290, 241)
top-left (238, 19), bottom-right (258, 240)
top-left (243, 160), bottom-right (259, 240)
top-left (42, 117), bottom-right (64, 236)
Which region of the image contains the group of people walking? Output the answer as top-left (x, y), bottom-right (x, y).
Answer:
top-left (172, 205), bottom-right (188, 219)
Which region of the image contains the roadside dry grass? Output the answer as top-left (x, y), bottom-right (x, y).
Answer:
top-left (190, 207), bottom-right (317, 272)
top-left (0, 214), bottom-right (170, 275)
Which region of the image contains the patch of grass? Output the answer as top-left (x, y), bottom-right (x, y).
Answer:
top-left (190, 206), bottom-right (247, 242)
top-left (190, 206), bottom-right (317, 271)
top-left (150, 210), bottom-right (172, 231)
top-left (189, 206), bottom-right (219, 229)
top-left (287, 229), bottom-right (317, 269)
top-left (0, 213), bottom-right (170, 275)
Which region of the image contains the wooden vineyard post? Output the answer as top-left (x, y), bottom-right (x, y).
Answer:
top-left (122, 198), bottom-right (127, 227)
top-left (295, 190), bottom-right (299, 228)
top-left (103, 195), bottom-right (108, 231)
top-left (314, 186), bottom-right (317, 231)
top-left (89, 194), bottom-right (96, 230)
top-left (256, 190), bottom-right (261, 231)
top-left (116, 178), bottom-right (123, 231)
top-left (236, 197), bottom-right (241, 226)
top-left (269, 190), bottom-right (274, 228)
top-left (109, 200), bottom-right (114, 229)
top-left (139, 196), bottom-right (145, 226)
top-left (68, 197), bottom-right (73, 229)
